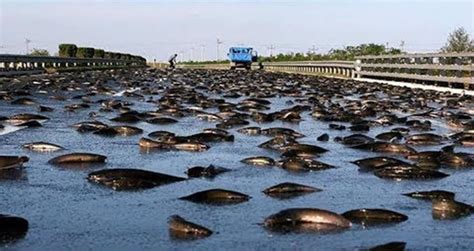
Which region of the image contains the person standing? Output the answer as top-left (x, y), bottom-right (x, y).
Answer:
top-left (168, 53), bottom-right (178, 69)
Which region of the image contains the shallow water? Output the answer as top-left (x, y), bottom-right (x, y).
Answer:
top-left (0, 70), bottom-right (473, 250)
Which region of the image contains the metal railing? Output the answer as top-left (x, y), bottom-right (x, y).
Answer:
top-left (0, 54), bottom-right (146, 76)
top-left (354, 52), bottom-right (473, 89)
top-left (263, 61), bottom-right (355, 77)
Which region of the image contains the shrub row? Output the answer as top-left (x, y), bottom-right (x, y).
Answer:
top-left (58, 44), bottom-right (146, 63)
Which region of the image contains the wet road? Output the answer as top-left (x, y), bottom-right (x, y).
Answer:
top-left (0, 69), bottom-right (473, 250)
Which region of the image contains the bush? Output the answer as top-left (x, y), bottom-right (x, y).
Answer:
top-left (441, 27), bottom-right (474, 52)
top-left (123, 54), bottom-right (133, 61)
top-left (29, 48), bottom-right (50, 56)
top-left (76, 47), bottom-right (95, 58)
top-left (93, 49), bottom-right (105, 58)
top-left (109, 52), bottom-right (120, 59)
top-left (58, 44), bottom-right (77, 57)
top-left (104, 52), bottom-right (113, 59)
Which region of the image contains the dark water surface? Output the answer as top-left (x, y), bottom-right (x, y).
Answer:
top-left (0, 69), bottom-right (473, 250)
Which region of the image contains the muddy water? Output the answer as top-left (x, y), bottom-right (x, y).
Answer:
top-left (0, 70), bottom-right (473, 250)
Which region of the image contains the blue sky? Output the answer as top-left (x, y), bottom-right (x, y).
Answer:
top-left (1, 0), bottom-right (472, 61)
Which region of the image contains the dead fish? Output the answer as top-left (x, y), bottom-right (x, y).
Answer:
top-left (338, 134), bottom-right (374, 146)
top-left (22, 142), bottom-right (64, 152)
top-left (352, 142), bottom-right (416, 154)
top-left (17, 120), bottom-right (42, 128)
top-left (202, 128), bottom-right (230, 136)
top-left (351, 157), bottom-right (411, 171)
top-left (196, 112), bottom-right (223, 122)
top-left (179, 189), bottom-right (250, 205)
top-left (281, 143), bottom-right (328, 155)
top-left (0, 214), bottom-right (29, 242)
top-left (342, 208), bottom-right (408, 226)
top-left (184, 132), bottom-right (234, 142)
top-left (237, 126), bottom-right (261, 136)
top-left (406, 133), bottom-right (444, 145)
top-left (240, 156), bottom-right (275, 167)
top-left (279, 158), bottom-right (334, 172)
top-left (264, 208), bottom-right (351, 232)
top-left (439, 152), bottom-right (474, 168)
top-left (147, 130), bottom-right (176, 140)
top-left (403, 190), bottom-right (455, 201)
top-left (138, 137), bottom-right (170, 149)
top-left (186, 165), bottom-right (231, 178)
top-left (261, 127), bottom-right (305, 138)
top-left (87, 168), bottom-right (186, 191)
top-left (432, 198), bottom-right (473, 220)
top-left (38, 105), bottom-right (54, 112)
top-left (406, 151), bottom-right (441, 161)
top-left (93, 127), bottom-right (118, 137)
top-left (146, 117), bottom-right (178, 124)
top-left (48, 153), bottom-right (107, 164)
top-left (375, 131), bottom-right (404, 141)
top-left (258, 136), bottom-right (298, 151)
top-left (367, 241), bottom-right (406, 251)
top-left (329, 124), bottom-right (346, 130)
top-left (111, 125), bottom-right (143, 136)
top-left (173, 142), bottom-right (210, 152)
top-left (168, 215), bottom-right (213, 239)
top-left (73, 121), bottom-right (108, 132)
top-left (11, 97), bottom-right (36, 105)
top-left (263, 182), bottom-right (322, 199)
top-left (0, 156), bottom-right (29, 170)
top-left (374, 166), bottom-right (449, 180)
top-left (110, 112), bottom-right (142, 123)
top-left (215, 117), bottom-right (249, 129)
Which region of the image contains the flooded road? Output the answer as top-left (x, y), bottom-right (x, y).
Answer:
top-left (1, 68), bottom-right (473, 250)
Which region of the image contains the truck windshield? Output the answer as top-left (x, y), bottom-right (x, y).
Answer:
top-left (231, 48), bottom-right (252, 53)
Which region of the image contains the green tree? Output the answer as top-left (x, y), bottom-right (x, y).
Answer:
top-left (441, 27), bottom-right (474, 52)
top-left (29, 48), bottom-right (50, 56)
top-left (58, 44), bottom-right (77, 57)
top-left (76, 47), bottom-right (95, 58)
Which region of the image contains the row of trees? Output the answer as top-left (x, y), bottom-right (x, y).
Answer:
top-left (180, 43), bottom-right (402, 64)
top-left (259, 43), bottom-right (403, 62)
top-left (58, 44), bottom-right (146, 62)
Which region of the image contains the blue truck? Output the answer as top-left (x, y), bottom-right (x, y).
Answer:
top-left (227, 47), bottom-right (259, 70)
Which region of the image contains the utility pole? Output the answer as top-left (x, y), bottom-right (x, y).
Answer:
top-left (310, 45), bottom-right (317, 60)
top-left (200, 45), bottom-right (205, 62)
top-left (190, 47), bottom-right (195, 62)
top-left (216, 38), bottom-right (223, 61)
top-left (25, 38), bottom-right (31, 55)
top-left (267, 45), bottom-right (275, 57)
top-left (400, 40), bottom-right (405, 52)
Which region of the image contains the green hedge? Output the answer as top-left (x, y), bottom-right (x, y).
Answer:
top-left (93, 49), bottom-right (105, 58)
top-left (57, 43), bottom-right (146, 63)
top-left (58, 44), bottom-right (77, 57)
top-left (77, 47), bottom-right (95, 58)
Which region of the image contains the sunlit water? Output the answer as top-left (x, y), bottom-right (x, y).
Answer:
top-left (0, 71), bottom-right (473, 250)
